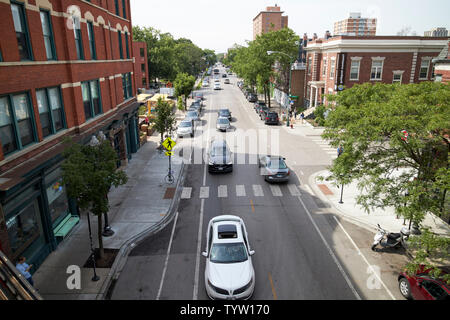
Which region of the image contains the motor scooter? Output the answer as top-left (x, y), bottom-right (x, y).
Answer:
top-left (371, 224), bottom-right (410, 251)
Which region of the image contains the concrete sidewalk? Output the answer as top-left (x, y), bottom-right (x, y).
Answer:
top-left (33, 131), bottom-right (186, 300)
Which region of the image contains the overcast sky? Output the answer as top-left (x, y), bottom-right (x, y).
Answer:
top-left (130, 0), bottom-right (450, 53)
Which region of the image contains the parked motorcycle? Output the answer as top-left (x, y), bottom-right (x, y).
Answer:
top-left (371, 224), bottom-right (411, 251)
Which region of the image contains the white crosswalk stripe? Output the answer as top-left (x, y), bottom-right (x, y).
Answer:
top-left (218, 185), bottom-right (227, 198)
top-left (288, 184), bottom-right (301, 196)
top-left (252, 184), bottom-right (264, 197)
top-left (199, 187), bottom-right (209, 199)
top-left (236, 185), bottom-right (246, 197)
top-left (270, 185), bottom-right (283, 197)
top-left (181, 187), bottom-right (192, 199)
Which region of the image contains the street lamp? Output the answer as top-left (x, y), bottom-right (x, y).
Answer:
top-left (267, 50), bottom-right (295, 127)
top-left (89, 132), bottom-right (115, 238)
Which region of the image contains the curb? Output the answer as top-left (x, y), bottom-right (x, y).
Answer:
top-left (96, 155), bottom-right (187, 300)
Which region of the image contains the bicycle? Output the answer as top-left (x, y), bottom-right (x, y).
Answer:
top-left (165, 169), bottom-right (175, 184)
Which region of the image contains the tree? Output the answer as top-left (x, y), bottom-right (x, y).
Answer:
top-left (174, 72), bottom-right (196, 110)
top-left (61, 135), bottom-right (128, 259)
top-left (322, 82), bottom-right (450, 274)
top-left (153, 97), bottom-right (176, 144)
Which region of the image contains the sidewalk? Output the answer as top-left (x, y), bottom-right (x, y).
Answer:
top-left (33, 131), bottom-right (186, 300)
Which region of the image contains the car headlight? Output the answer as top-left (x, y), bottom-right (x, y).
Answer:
top-left (227, 161), bottom-right (233, 165)
top-left (233, 277), bottom-right (253, 295)
top-left (209, 161), bottom-right (215, 165)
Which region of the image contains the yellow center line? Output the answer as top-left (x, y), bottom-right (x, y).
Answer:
top-left (250, 199), bottom-right (255, 212)
top-left (268, 272), bottom-right (278, 300)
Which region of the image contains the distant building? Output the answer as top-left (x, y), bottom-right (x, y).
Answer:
top-left (334, 12), bottom-right (377, 36)
top-left (133, 42), bottom-right (149, 91)
top-left (303, 35), bottom-right (448, 108)
top-left (432, 40), bottom-right (450, 83)
top-left (424, 28), bottom-right (448, 37)
top-left (253, 4), bottom-right (288, 40)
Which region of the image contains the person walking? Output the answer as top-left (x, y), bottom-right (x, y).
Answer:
top-left (300, 112), bottom-right (305, 124)
top-left (16, 256), bottom-right (34, 286)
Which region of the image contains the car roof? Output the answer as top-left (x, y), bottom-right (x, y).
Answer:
top-left (210, 217), bottom-right (245, 244)
top-left (219, 109), bottom-right (230, 112)
top-left (180, 120), bottom-right (193, 125)
top-left (211, 139), bottom-right (228, 148)
top-left (217, 117), bottom-right (229, 121)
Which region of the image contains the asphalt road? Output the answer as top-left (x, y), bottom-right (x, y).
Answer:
top-left (110, 67), bottom-right (408, 300)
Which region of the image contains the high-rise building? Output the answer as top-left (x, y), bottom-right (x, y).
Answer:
top-left (424, 28), bottom-right (448, 37)
top-left (334, 12), bottom-right (377, 36)
top-left (253, 4), bottom-right (288, 40)
top-left (0, 0), bottom-right (140, 269)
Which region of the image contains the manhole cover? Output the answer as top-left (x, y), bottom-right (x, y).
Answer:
top-left (164, 188), bottom-right (176, 199)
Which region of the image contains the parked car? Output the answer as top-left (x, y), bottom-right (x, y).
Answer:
top-left (256, 105), bottom-right (269, 118)
top-left (217, 109), bottom-right (232, 121)
top-left (259, 108), bottom-right (270, 120)
top-left (202, 80), bottom-right (209, 87)
top-left (202, 215), bottom-right (255, 300)
top-left (264, 112), bottom-right (279, 125)
top-left (258, 155), bottom-right (290, 182)
top-left (194, 92), bottom-right (204, 100)
top-left (216, 117), bottom-right (231, 132)
top-left (214, 82), bottom-right (221, 90)
top-left (208, 139), bottom-right (233, 173)
top-left (247, 93), bottom-right (257, 103)
top-left (254, 101), bottom-right (266, 111)
top-left (185, 110), bottom-right (200, 122)
top-left (398, 265), bottom-right (450, 300)
top-left (224, 78), bottom-right (230, 84)
top-left (222, 73), bottom-right (227, 78)
top-left (177, 120), bottom-right (195, 138)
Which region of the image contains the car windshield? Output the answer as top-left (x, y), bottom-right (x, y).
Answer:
top-left (211, 145), bottom-right (229, 157)
top-left (267, 158), bottom-right (287, 169)
top-left (210, 242), bottom-right (248, 263)
top-left (219, 110), bottom-right (230, 115)
top-left (217, 118), bottom-right (229, 124)
top-left (179, 122), bottom-right (192, 128)
top-left (187, 112), bottom-right (198, 117)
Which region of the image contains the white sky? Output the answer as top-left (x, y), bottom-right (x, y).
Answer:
top-left (130, 0), bottom-right (450, 53)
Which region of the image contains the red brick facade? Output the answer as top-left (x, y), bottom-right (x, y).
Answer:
top-left (303, 36), bottom-right (449, 107)
top-left (133, 41), bottom-right (149, 90)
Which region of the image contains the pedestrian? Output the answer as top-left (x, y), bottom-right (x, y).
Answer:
top-left (16, 256), bottom-right (34, 286)
top-left (300, 112), bottom-right (305, 124)
top-left (294, 109), bottom-right (297, 120)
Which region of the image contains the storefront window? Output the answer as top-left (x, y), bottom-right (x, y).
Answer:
top-left (45, 168), bottom-right (70, 227)
top-left (6, 200), bottom-right (43, 256)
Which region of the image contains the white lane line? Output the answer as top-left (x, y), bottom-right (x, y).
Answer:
top-left (270, 185), bottom-right (283, 197)
top-left (218, 185), bottom-right (228, 198)
top-left (288, 184), bottom-right (302, 196)
top-left (252, 184), bottom-right (264, 197)
top-left (333, 216), bottom-right (396, 300)
top-left (236, 185), bottom-right (246, 197)
top-left (181, 187), bottom-right (192, 199)
top-left (156, 210), bottom-right (179, 300)
top-left (296, 196), bottom-right (362, 300)
top-left (199, 186), bottom-right (209, 199)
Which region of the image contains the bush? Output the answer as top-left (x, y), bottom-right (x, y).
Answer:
top-left (314, 105), bottom-right (327, 126)
top-left (138, 105), bottom-right (147, 116)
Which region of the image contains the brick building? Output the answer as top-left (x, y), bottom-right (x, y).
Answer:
top-left (0, 0), bottom-right (140, 270)
top-left (253, 4), bottom-right (288, 40)
top-left (432, 40), bottom-right (450, 84)
top-left (334, 12), bottom-right (377, 37)
top-left (133, 41), bottom-right (149, 91)
top-left (303, 36), bottom-right (449, 108)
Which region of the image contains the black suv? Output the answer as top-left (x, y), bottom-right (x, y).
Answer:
top-left (247, 93), bottom-right (258, 103)
top-left (264, 112), bottom-right (279, 125)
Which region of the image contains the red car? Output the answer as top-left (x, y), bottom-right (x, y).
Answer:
top-left (398, 265), bottom-right (450, 300)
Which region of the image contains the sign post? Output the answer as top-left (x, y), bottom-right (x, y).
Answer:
top-left (162, 137), bottom-right (176, 183)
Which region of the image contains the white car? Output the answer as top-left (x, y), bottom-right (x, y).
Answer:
top-left (202, 215), bottom-right (255, 300)
top-left (177, 120), bottom-right (194, 138)
top-left (214, 82), bottom-right (221, 90)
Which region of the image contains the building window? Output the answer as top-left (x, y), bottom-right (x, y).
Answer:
top-left (307, 57), bottom-right (312, 75)
top-left (82, 80), bottom-right (102, 121)
top-left (124, 32), bottom-right (130, 59)
top-left (370, 60), bottom-right (383, 80)
top-left (122, 73), bottom-right (132, 100)
top-left (118, 31), bottom-right (123, 59)
top-left (141, 64), bottom-right (146, 72)
top-left (419, 59), bottom-right (430, 79)
top-left (36, 87), bottom-right (65, 138)
top-left (142, 78), bottom-right (147, 87)
top-left (87, 21), bottom-right (97, 60)
top-left (73, 16), bottom-right (84, 60)
top-left (40, 10), bottom-right (56, 60)
top-left (0, 93), bottom-right (36, 156)
top-left (140, 48), bottom-right (145, 57)
top-left (114, 0), bottom-right (119, 16)
top-left (392, 72), bottom-right (403, 84)
top-left (350, 60), bottom-right (360, 81)
top-left (11, 2), bottom-right (33, 61)
top-left (45, 168), bottom-right (70, 227)
top-left (122, 0), bottom-right (127, 19)
top-left (322, 58), bottom-right (327, 77)
top-left (329, 58), bottom-right (336, 78)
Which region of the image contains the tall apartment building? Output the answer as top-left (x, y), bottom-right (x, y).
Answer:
top-left (133, 41), bottom-right (149, 91)
top-left (334, 12), bottom-right (377, 36)
top-left (0, 0), bottom-right (140, 269)
top-left (424, 28), bottom-right (448, 37)
top-left (303, 36), bottom-right (448, 108)
top-left (253, 4), bottom-right (288, 40)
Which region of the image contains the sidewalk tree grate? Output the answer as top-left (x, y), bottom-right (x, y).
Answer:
top-left (318, 184), bottom-right (334, 196)
top-left (83, 248), bottom-right (119, 269)
top-left (164, 188), bottom-right (176, 199)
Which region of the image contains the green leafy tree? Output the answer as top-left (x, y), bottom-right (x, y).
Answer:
top-left (61, 136), bottom-right (128, 259)
top-left (322, 82), bottom-right (450, 274)
top-left (174, 72), bottom-right (196, 110)
top-left (153, 97), bottom-right (176, 144)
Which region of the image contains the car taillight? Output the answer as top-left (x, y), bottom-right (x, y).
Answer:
top-left (266, 117), bottom-right (269, 120)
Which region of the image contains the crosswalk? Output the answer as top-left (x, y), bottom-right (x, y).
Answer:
top-left (180, 184), bottom-right (313, 200)
top-left (310, 137), bottom-right (338, 159)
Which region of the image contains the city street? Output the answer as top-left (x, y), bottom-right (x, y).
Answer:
top-left (110, 67), bottom-right (409, 300)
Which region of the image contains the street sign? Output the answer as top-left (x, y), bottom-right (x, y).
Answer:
top-left (289, 95), bottom-right (299, 99)
top-left (165, 151), bottom-right (174, 156)
top-left (162, 137), bottom-right (176, 151)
